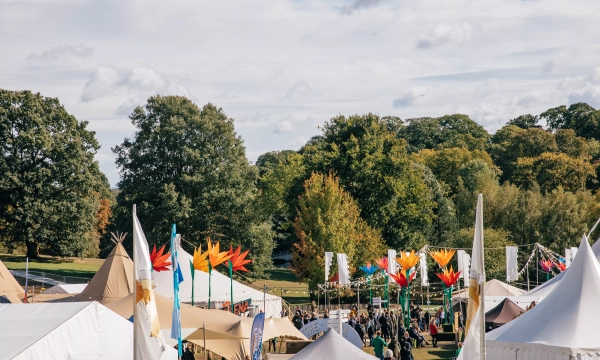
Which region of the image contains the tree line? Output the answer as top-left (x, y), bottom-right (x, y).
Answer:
top-left (1, 89), bottom-right (600, 282)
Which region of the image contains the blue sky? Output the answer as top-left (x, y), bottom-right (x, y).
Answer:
top-left (2, 0), bottom-right (600, 186)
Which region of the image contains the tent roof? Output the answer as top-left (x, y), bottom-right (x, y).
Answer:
top-left (487, 235), bottom-right (600, 356)
top-left (0, 259), bottom-right (24, 303)
top-left (485, 298), bottom-right (524, 326)
top-left (152, 249), bottom-right (282, 317)
top-left (77, 242), bottom-right (134, 304)
top-left (454, 279), bottom-right (524, 299)
top-left (290, 329), bottom-right (376, 360)
top-left (0, 301), bottom-right (134, 360)
top-left (41, 283), bottom-right (87, 295)
top-left (523, 238), bottom-right (600, 300)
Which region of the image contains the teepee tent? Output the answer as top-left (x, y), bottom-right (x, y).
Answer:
top-left (0, 302), bottom-right (133, 360)
top-left (289, 328), bottom-right (377, 360)
top-left (485, 298), bottom-right (524, 330)
top-left (77, 232), bottom-right (134, 304)
top-left (487, 235), bottom-right (600, 359)
top-left (522, 237), bottom-right (600, 301)
top-left (0, 258), bottom-right (25, 303)
top-left (152, 249), bottom-right (283, 318)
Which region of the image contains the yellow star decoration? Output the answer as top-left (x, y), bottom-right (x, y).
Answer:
top-left (429, 248), bottom-right (456, 268)
top-left (396, 250), bottom-right (420, 272)
top-left (206, 238), bottom-right (232, 269)
top-left (193, 246), bottom-right (209, 272)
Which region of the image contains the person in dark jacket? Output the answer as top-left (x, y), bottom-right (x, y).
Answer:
top-left (354, 321), bottom-right (366, 346)
top-left (182, 347), bottom-right (195, 360)
top-left (292, 310), bottom-right (303, 330)
top-left (408, 323), bottom-right (427, 347)
top-left (400, 332), bottom-right (414, 360)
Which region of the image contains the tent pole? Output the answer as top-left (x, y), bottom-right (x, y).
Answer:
top-left (536, 246), bottom-right (539, 286)
top-left (203, 322), bottom-right (207, 360)
top-left (357, 283), bottom-right (360, 313)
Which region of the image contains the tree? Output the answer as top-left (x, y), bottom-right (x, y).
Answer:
top-left (555, 129), bottom-right (590, 159)
top-left (398, 115), bottom-right (489, 153)
top-left (507, 114), bottom-right (540, 129)
top-left (512, 152), bottom-right (595, 193)
top-left (291, 173), bottom-right (386, 289)
top-left (303, 113), bottom-right (435, 250)
top-left (0, 90), bottom-right (111, 258)
top-left (113, 96), bottom-right (273, 275)
top-left (541, 103), bottom-right (600, 139)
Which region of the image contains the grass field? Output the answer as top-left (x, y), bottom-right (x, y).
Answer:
top-left (0, 254), bottom-right (102, 280)
top-left (248, 268), bottom-right (310, 304)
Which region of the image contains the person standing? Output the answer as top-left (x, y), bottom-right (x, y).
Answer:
top-left (292, 310), bottom-right (303, 330)
top-left (429, 319), bottom-right (438, 348)
top-left (400, 332), bottom-right (414, 360)
top-left (384, 349), bottom-right (396, 360)
top-left (182, 347), bottom-right (195, 360)
top-left (373, 330), bottom-right (389, 360)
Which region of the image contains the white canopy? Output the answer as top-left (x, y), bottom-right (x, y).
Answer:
top-left (522, 238), bottom-right (600, 301)
top-left (0, 301), bottom-right (134, 360)
top-left (152, 249), bottom-right (282, 318)
top-left (487, 235), bottom-right (600, 360)
top-left (453, 279), bottom-right (524, 300)
top-left (290, 328), bottom-right (377, 360)
top-left (41, 283), bottom-right (87, 295)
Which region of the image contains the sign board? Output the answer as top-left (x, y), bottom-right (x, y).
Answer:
top-left (221, 299), bottom-right (252, 316)
top-left (372, 297), bottom-right (387, 308)
top-left (327, 309), bottom-right (351, 322)
top-left (299, 319), bottom-right (363, 349)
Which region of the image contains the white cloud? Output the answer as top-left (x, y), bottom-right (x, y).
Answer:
top-left (283, 81), bottom-right (310, 100)
top-left (393, 87), bottom-right (427, 108)
top-left (340, 0), bottom-right (385, 14)
top-left (27, 44), bottom-right (93, 63)
top-left (416, 22), bottom-right (473, 49)
top-left (273, 119), bottom-right (294, 133)
top-left (474, 78), bottom-right (502, 98)
top-left (562, 67), bottom-right (600, 107)
top-left (80, 67), bottom-right (191, 104)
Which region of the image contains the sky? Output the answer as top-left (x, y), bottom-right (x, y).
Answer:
top-left (2, 0), bottom-right (600, 187)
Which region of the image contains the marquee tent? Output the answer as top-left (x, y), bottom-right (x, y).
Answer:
top-left (485, 298), bottom-right (524, 331)
top-left (487, 235), bottom-right (600, 359)
top-left (289, 328), bottom-right (377, 360)
top-left (0, 302), bottom-right (133, 360)
top-left (0, 259), bottom-right (25, 304)
top-left (75, 240), bottom-right (134, 304)
top-left (453, 279), bottom-right (524, 300)
top-left (41, 283), bottom-right (87, 295)
top-left (152, 249), bottom-right (282, 318)
top-left (522, 237), bottom-right (600, 301)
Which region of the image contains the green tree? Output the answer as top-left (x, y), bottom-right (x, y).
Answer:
top-left (0, 90), bottom-right (110, 258)
top-left (541, 103), bottom-right (600, 139)
top-left (555, 129), bottom-right (590, 159)
top-left (291, 173), bottom-right (386, 289)
top-left (507, 114), bottom-right (540, 129)
top-left (113, 96), bottom-right (273, 275)
top-left (303, 113), bottom-right (435, 250)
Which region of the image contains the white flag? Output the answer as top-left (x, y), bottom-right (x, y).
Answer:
top-left (325, 252), bottom-right (334, 282)
top-left (419, 252), bottom-right (428, 286)
top-left (505, 246), bottom-right (518, 282)
top-left (337, 253), bottom-right (350, 285)
top-left (133, 206), bottom-right (174, 360)
top-left (457, 250), bottom-right (471, 285)
top-left (387, 249), bottom-right (397, 281)
top-left (458, 194), bottom-right (486, 360)
top-left (565, 248), bottom-right (573, 268)
top-left (570, 247), bottom-right (578, 264)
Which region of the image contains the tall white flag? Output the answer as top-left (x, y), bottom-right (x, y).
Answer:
top-left (458, 194), bottom-right (486, 360)
top-left (337, 253), bottom-right (350, 285)
top-left (571, 247), bottom-right (578, 264)
top-left (419, 252), bottom-right (429, 286)
top-left (457, 250), bottom-right (471, 285)
top-left (387, 249), bottom-right (397, 280)
top-left (325, 252), bottom-right (334, 282)
top-left (505, 246), bottom-right (518, 282)
top-left (133, 206), bottom-right (176, 360)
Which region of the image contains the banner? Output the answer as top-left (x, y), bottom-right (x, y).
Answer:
top-left (387, 249), bottom-right (397, 275)
top-left (457, 250), bottom-right (471, 285)
top-left (325, 252), bottom-right (333, 282)
top-left (170, 230), bottom-right (183, 356)
top-left (505, 246), bottom-right (518, 282)
top-left (419, 252), bottom-right (428, 286)
top-left (337, 254), bottom-right (350, 285)
top-left (250, 313), bottom-right (265, 360)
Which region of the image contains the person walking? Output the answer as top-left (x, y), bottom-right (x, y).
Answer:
top-left (429, 319), bottom-right (438, 348)
top-left (367, 315), bottom-right (375, 346)
top-left (372, 330), bottom-right (389, 360)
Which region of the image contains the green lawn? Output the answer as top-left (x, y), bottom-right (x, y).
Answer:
top-left (0, 254), bottom-right (102, 280)
top-left (250, 268), bottom-right (310, 304)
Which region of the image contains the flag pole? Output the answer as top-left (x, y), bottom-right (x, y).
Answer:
top-left (24, 257), bottom-right (29, 303)
top-left (478, 195), bottom-right (486, 360)
top-left (132, 204), bottom-right (137, 360)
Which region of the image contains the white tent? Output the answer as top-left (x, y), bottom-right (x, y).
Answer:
top-left (0, 301), bottom-right (133, 360)
top-left (152, 249), bottom-right (282, 318)
top-left (289, 328), bottom-right (377, 360)
top-left (522, 237), bottom-right (600, 301)
top-left (487, 235), bottom-right (600, 359)
top-left (453, 279), bottom-right (524, 300)
top-left (41, 283), bottom-right (87, 295)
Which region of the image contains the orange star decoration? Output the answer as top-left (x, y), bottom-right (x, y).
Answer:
top-left (389, 270), bottom-right (416, 288)
top-left (429, 248), bottom-right (456, 268)
top-left (149, 244), bottom-right (172, 272)
top-left (375, 257), bottom-right (389, 272)
top-left (396, 250), bottom-right (420, 272)
top-left (228, 245), bottom-right (252, 272)
top-left (206, 238), bottom-right (232, 269)
top-left (436, 266), bottom-right (461, 287)
top-left (193, 246), bottom-right (209, 272)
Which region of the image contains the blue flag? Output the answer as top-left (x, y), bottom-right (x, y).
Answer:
top-left (250, 313), bottom-right (265, 360)
top-left (169, 224), bottom-right (183, 356)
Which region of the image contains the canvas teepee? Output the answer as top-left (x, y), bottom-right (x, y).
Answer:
top-left (77, 233), bottom-right (134, 304)
top-left (0, 258), bottom-right (25, 303)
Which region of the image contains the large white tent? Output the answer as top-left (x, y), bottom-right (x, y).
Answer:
top-left (289, 328), bottom-right (377, 360)
top-left (152, 249), bottom-right (282, 318)
top-left (0, 302), bottom-right (133, 360)
top-left (41, 283), bottom-right (87, 295)
top-left (486, 235), bottom-right (600, 359)
top-left (522, 237), bottom-right (600, 301)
